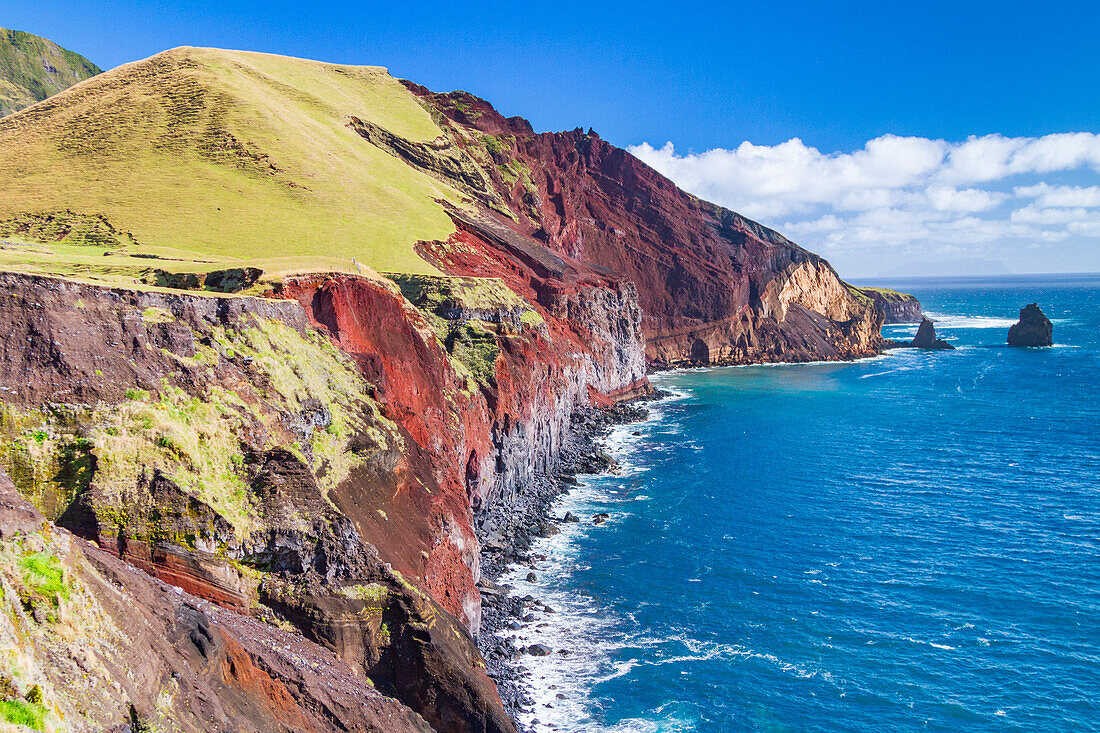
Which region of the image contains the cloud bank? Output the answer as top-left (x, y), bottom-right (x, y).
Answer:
top-left (629, 133), bottom-right (1100, 277)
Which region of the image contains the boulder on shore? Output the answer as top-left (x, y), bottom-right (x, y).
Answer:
top-left (910, 318), bottom-right (955, 350)
top-left (1007, 303), bottom-right (1053, 347)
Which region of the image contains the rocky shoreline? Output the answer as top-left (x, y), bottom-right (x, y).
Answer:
top-left (474, 396), bottom-right (662, 728)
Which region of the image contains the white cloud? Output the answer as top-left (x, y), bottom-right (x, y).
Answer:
top-left (924, 186), bottom-right (1007, 212)
top-left (1010, 205), bottom-right (1096, 225)
top-left (628, 132), bottom-right (1100, 276)
top-left (1014, 183), bottom-right (1100, 208)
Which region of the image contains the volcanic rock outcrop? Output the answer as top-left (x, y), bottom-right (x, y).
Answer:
top-left (0, 466), bottom-right (440, 732)
top-left (0, 258), bottom-right (650, 731)
top-left (1007, 303), bottom-right (1053, 347)
top-left (910, 318), bottom-right (955, 350)
top-left (0, 272), bottom-right (546, 732)
top-left (858, 287), bottom-right (923, 323)
top-left (374, 85), bottom-right (886, 366)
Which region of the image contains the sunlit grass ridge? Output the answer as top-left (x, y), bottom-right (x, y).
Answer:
top-left (0, 46), bottom-right (464, 280)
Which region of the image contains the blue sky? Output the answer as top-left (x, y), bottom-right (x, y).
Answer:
top-left (5, 0), bottom-right (1100, 276)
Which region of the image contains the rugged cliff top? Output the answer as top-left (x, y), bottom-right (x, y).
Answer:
top-left (0, 28), bottom-right (100, 117)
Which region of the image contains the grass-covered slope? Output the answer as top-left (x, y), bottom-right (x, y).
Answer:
top-left (0, 47), bottom-right (465, 281)
top-left (0, 28), bottom-right (101, 117)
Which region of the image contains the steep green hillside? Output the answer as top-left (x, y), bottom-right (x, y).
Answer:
top-left (0, 47), bottom-right (471, 283)
top-left (0, 28), bottom-right (101, 117)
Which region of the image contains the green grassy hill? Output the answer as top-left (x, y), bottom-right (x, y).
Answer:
top-left (0, 28), bottom-right (101, 117)
top-left (0, 47), bottom-right (473, 284)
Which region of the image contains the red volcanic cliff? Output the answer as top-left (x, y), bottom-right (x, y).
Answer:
top-left (279, 259), bottom-right (646, 623)
top-left (393, 84), bottom-right (884, 366)
top-left (0, 272), bottom-right (532, 732)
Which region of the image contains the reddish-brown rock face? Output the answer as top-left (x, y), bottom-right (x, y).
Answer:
top-left (400, 85), bottom-right (884, 365)
top-left (281, 275), bottom-right (487, 623)
top-left (0, 468), bottom-right (437, 733)
top-left (279, 269), bottom-right (647, 631)
top-left (0, 273), bottom-right (524, 732)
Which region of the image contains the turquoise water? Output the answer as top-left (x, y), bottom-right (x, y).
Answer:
top-left (501, 274), bottom-right (1100, 732)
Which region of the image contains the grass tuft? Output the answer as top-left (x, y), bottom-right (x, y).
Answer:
top-left (0, 699), bottom-right (48, 730)
top-left (18, 551), bottom-right (68, 604)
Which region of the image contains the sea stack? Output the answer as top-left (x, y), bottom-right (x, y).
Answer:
top-left (1007, 303), bottom-right (1053, 347)
top-left (910, 317), bottom-right (955, 350)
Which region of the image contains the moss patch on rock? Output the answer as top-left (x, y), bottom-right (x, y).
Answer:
top-left (447, 321), bottom-right (500, 389)
top-left (89, 385), bottom-right (255, 536)
top-left (0, 405), bottom-right (95, 521)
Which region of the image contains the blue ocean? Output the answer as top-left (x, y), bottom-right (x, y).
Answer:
top-left (501, 274), bottom-right (1100, 732)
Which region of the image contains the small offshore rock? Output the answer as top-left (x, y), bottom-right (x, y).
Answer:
top-left (1007, 303), bottom-right (1053, 347)
top-left (592, 512), bottom-right (610, 525)
top-left (910, 317), bottom-right (955, 350)
top-left (526, 572), bottom-right (537, 582)
top-left (527, 644), bottom-right (552, 656)
top-left (562, 512), bottom-right (580, 523)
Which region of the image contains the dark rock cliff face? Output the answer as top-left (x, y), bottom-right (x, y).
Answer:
top-left (387, 85), bottom-right (885, 366)
top-left (1, 467), bottom-right (433, 732)
top-left (0, 268), bottom-right (648, 731)
top-left (858, 288), bottom-right (923, 323)
top-left (1007, 303), bottom-right (1053, 347)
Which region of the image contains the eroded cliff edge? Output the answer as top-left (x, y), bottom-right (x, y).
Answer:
top-left (363, 84), bottom-right (889, 366)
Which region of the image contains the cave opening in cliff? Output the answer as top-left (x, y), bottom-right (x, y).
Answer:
top-left (691, 338), bottom-right (710, 363)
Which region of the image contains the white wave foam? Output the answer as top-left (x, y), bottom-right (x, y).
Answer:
top-left (493, 376), bottom-right (843, 732)
top-left (492, 398), bottom-right (680, 732)
top-left (922, 312), bottom-right (1018, 329)
top-left (601, 715), bottom-right (698, 733)
top-left (651, 355), bottom-right (889, 375)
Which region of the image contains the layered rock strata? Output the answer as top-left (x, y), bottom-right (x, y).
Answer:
top-left (0, 467), bottom-right (434, 732)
